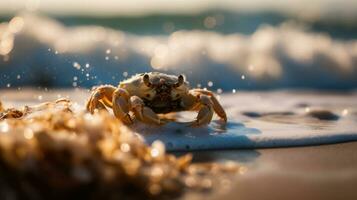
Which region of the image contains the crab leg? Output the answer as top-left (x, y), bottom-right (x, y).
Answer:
top-left (112, 88), bottom-right (133, 124)
top-left (86, 85), bottom-right (116, 113)
top-left (86, 90), bottom-right (108, 113)
top-left (188, 94), bottom-right (214, 126)
top-left (129, 96), bottom-right (163, 125)
top-left (190, 89), bottom-right (227, 122)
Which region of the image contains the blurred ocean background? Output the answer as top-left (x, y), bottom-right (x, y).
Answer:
top-left (1, 0), bottom-right (357, 91)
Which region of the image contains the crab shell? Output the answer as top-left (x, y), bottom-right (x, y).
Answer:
top-left (119, 72), bottom-right (189, 113)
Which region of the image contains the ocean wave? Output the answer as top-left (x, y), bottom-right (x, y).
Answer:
top-left (1, 14), bottom-right (357, 90)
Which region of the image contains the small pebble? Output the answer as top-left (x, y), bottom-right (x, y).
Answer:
top-left (307, 110), bottom-right (339, 121)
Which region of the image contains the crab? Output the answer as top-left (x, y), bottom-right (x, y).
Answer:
top-left (86, 72), bottom-right (227, 126)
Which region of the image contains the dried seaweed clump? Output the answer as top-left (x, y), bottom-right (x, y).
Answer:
top-left (0, 99), bottom-right (238, 199)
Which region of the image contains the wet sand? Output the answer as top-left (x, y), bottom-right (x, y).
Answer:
top-left (182, 142), bottom-right (355, 200)
top-left (3, 88), bottom-right (357, 150)
top-left (1, 89), bottom-right (357, 199)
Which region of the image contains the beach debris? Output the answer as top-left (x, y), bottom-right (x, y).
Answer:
top-left (306, 109), bottom-right (340, 121)
top-left (86, 72), bottom-right (227, 126)
top-left (0, 98), bottom-right (71, 120)
top-left (242, 111), bottom-right (295, 118)
top-left (241, 108), bottom-right (343, 128)
top-left (0, 98), bottom-right (239, 199)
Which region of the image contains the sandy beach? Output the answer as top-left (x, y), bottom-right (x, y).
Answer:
top-left (1, 88), bottom-right (356, 199)
top-left (1, 1), bottom-right (357, 198)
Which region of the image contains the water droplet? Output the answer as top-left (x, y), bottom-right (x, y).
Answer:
top-left (106, 49), bottom-right (111, 54)
top-left (105, 56), bottom-right (109, 60)
top-left (232, 89), bottom-right (236, 93)
top-left (73, 62), bottom-right (81, 70)
top-left (204, 16), bottom-right (217, 29)
top-left (217, 88), bottom-right (223, 94)
top-left (122, 71), bottom-right (128, 77)
top-left (38, 95), bottom-right (43, 101)
top-left (73, 76), bottom-right (78, 81)
top-left (85, 63), bottom-right (90, 68)
top-left (6, 83), bottom-right (11, 88)
top-left (342, 109), bottom-right (349, 116)
top-left (72, 82), bottom-right (77, 87)
top-left (197, 83), bottom-right (201, 88)
top-left (86, 73), bottom-right (90, 77)
top-left (207, 81), bottom-right (213, 87)
top-left (241, 75), bottom-right (245, 80)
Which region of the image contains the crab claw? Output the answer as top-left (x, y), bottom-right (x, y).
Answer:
top-left (112, 88), bottom-right (133, 124)
top-left (130, 96), bottom-right (165, 125)
top-left (187, 94), bottom-right (214, 127)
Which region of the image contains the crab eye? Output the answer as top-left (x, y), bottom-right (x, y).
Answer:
top-left (174, 74), bottom-right (184, 88)
top-left (176, 94), bottom-right (180, 97)
top-left (146, 94), bottom-right (151, 98)
top-left (143, 74), bottom-right (152, 87)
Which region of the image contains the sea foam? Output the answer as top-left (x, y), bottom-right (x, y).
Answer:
top-left (1, 14), bottom-right (357, 90)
